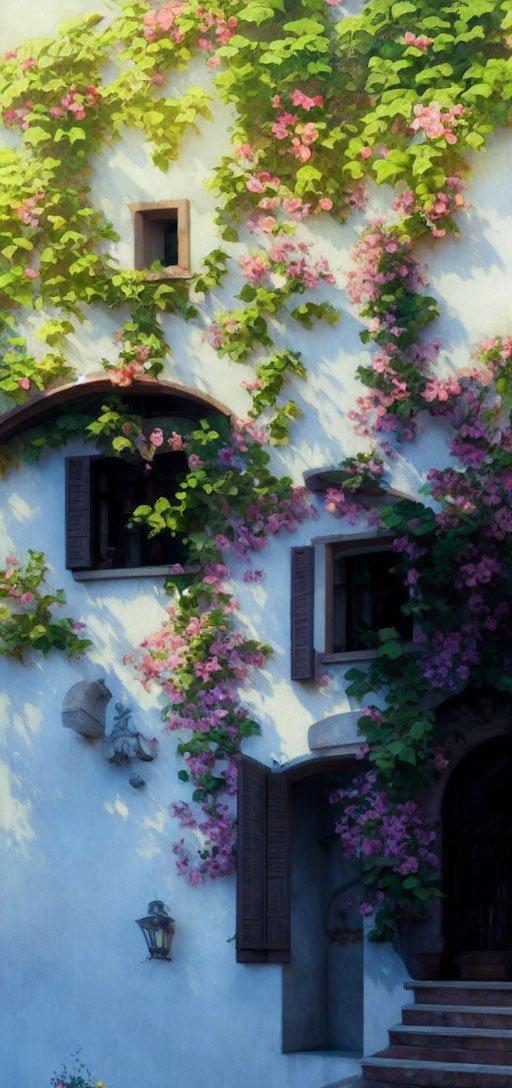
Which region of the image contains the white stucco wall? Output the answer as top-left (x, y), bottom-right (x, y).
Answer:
top-left (2, 3), bottom-right (512, 1087)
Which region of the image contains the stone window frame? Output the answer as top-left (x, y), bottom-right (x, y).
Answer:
top-left (130, 199), bottom-right (191, 280)
top-left (321, 533), bottom-right (413, 663)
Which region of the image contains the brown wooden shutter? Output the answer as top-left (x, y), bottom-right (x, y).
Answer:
top-left (290, 546), bottom-right (315, 680)
top-left (65, 456), bottom-right (92, 569)
top-left (236, 757), bottom-right (291, 963)
top-left (237, 756), bottom-right (267, 961)
top-left (265, 771), bottom-right (290, 959)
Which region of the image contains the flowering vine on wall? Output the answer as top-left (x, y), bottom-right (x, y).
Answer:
top-left (2, 0), bottom-right (512, 936)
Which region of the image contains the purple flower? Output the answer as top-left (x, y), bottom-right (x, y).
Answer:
top-left (218, 446), bottom-right (236, 465)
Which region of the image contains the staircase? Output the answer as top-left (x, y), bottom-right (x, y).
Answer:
top-left (362, 980), bottom-right (512, 1086)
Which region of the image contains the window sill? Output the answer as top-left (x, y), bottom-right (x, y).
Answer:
top-left (320, 641), bottom-right (417, 665)
top-left (141, 267), bottom-right (192, 281)
top-left (73, 564), bottom-right (199, 582)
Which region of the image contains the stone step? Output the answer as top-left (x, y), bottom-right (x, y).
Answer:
top-left (402, 1003), bottom-right (512, 1030)
top-left (361, 1056), bottom-right (512, 1086)
top-left (389, 1024), bottom-right (512, 1057)
top-left (384, 1043), bottom-right (512, 1066)
top-left (404, 981), bottom-right (512, 1007)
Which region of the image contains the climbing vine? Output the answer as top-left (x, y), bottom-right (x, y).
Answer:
top-left (0, 550), bottom-right (91, 659)
top-left (3, 0), bottom-right (512, 934)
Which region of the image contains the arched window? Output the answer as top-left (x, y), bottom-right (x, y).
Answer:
top-left (0, 377), bottom-right (230, 575)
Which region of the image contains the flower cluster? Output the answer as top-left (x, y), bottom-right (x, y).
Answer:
top-left (238, 236), bottom-right (335, 290)
top-left (0, 551), bottom-right (90, 660)
top-left (410, 101), bottom-right (463, 144)
top-left (106, 319), bottom-right (168, 386)
top-left (50, 83), bottom-right (100, 121)
top-left (393, 176), bottom-right (469, 238)
top-left (2, 101), bottom-right (31, 129)
top-left (195, 5), bottom-right (238, 69)
top-left (322, 452), bottom-right (386, 522)
top-left (418, 627), bottom-right (482, 690)
top-left (141, 2), bottom-right (237, 68)
top-left (403, 30), bottom-right (433, 49)
top-left (347, 220), bottom-right (425, 310)
top-left (203, 235), bottom-right (336, 362)
top-left (346, 221), bottom-right (442, 437)
top-left (329, 771), bottom-right (438, 934)
top-left (15, 191), bottom-right (45, 227)
top-left (129, 565), bottom-right (271, 882)
top-left (325, 487), bottom-right (379, 526)
top-left (142, 2), bottom-right (186, 43)
top-left (269, 89), bottom-right (323, 163)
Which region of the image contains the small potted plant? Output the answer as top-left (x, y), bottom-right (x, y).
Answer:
top-left (50, 1052), bottom-right (105, 1088)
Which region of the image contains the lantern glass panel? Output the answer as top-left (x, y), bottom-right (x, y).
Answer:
top-left (136, 901), bottom-right (174, 960)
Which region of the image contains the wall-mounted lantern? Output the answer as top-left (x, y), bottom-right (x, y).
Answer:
top-left (136, 900), bottom-right (175, 960)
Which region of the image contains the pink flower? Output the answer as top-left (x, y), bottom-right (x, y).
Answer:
top-left (359, 901), bottom-right (374, 916)
top-left (234, 142), bottom-right (254, 160)
top-left (168, 564), bottom-right (184, 574)
top-left (241, 378), bottom-right (264, 391)
top-left (291, 89), bottom-right (323, 111)
top-left (289, 139), bottom-right (311, 162)
top-left (168, 431), bottom-right (183, 450)
top-left (282, 197), bottom-right (302, 214)
top-left (5, 556), bottom-right (18, 566)
top-left (71, 621), bottom-right (86, 632)
top-left (255, 216), bottom-right (277, 233)
top-left (239, 253), bottom-right (269, 283)
top-left (301, 122), bottom-right (318, 145)
top-left (258, 196), bottom-right (281, 210)
top-left (317, 197), bottom-right (333, 211)
top-left (152, 72), bottom-right (164, 84)
top-left (17, 377), bottom-right (30, 390)
top-left (246, 177), bottom-right (265, 193)
top-left (149, 428), bottom-right (164, 447)
top-left (360, 146), bottom-right (372, 159)
top-left (403, 31), bottom-right (433, 49)
top-left (21, 58), bottom-right (35, 70)
top-left (188, 453), bottom-right (203, 469)
top-left (24, 268), bottom-right (38, 278)
top-left (19, 592), bottom-right (34, 605)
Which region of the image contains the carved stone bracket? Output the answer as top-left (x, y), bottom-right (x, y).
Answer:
top-left (62, 679), bottom-right (112, 739)
top-left (103, 701), bottom-right (158, 765)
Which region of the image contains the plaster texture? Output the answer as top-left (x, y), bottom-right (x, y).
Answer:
top-left (0, 3), bottom-right (511, 1086)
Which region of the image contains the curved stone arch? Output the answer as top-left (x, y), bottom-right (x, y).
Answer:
top-left (401, 689), bottom-right (512, 978)
top-left (425, 698), bottom-right (512, 826)
top-left (0, 373), bottom-right (232, 444)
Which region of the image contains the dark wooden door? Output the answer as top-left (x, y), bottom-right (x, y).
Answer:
top-left (444, 738), bottom-right (512, 956)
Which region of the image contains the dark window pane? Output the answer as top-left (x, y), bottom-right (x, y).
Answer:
top-left (163, 219), bottom-right (178, 266)
top-left (332, 549), bottom-right (412, 652)
top-left (91, 451), bottom-right (188, 569)
top-left (142, 215), bottom-right (179, 268)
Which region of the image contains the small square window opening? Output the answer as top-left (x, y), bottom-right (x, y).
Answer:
top-left (131, 200), bottom-right (190, 279)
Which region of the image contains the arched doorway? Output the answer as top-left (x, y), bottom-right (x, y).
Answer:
top-left (443, 735), bottom-right (512, 977)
